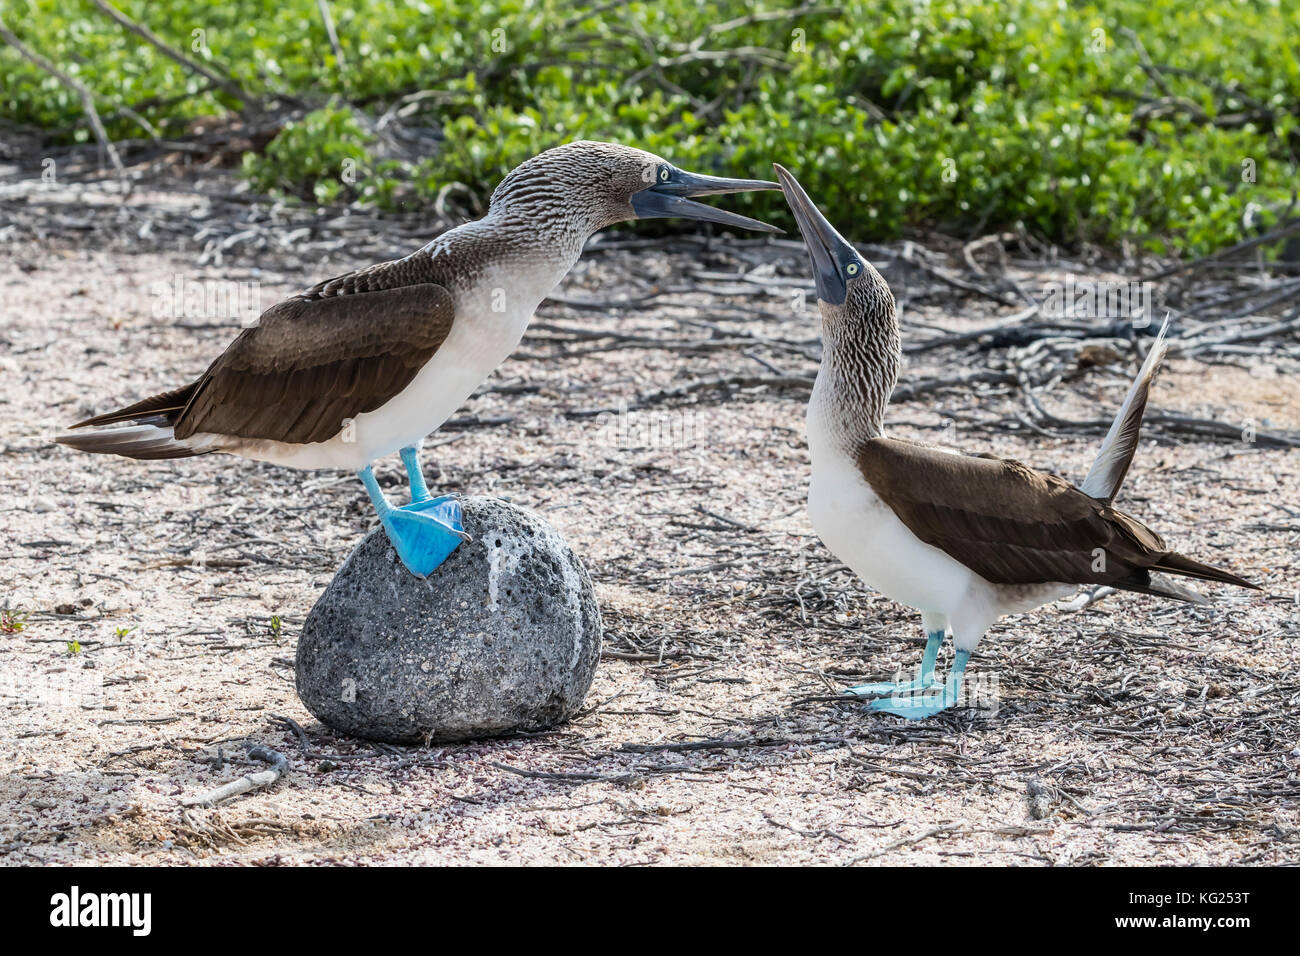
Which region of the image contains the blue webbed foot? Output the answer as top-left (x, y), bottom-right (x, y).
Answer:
top-left (868, 691), bottom-right (958, 720)
top-left (844, 631), bottom-right (944, 698)
top-left (381, 496), bottom-right (468, 577)
top-left (866, 650), bottom-right (970, 721)
top-left (845, 676), bottom-right (935, 697)
top-left (359, 456), bottom-right (469, 578)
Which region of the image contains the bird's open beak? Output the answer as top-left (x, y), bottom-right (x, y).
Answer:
top-left (774, 163), bottom-right (855, 305)
top-left (632, 167), bottom-right (782, 234)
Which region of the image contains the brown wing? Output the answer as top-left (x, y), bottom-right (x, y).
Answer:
top-left (172, 258), bottom-right (455, 446)
top-left (855, 437), bottom-right (1171, 589)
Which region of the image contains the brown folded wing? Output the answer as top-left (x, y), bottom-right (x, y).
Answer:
top-left (169, 259), bottom-right (456, 446)
top-left (854, 437), bottom-right (1170, 588)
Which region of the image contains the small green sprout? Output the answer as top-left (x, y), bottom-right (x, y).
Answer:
top-left (113, 625), bottom-right (136, 639)
top-left (269, 615), bottom-right (283, 639)
top-left (66, 640), bottom-right (81, 655)
top-left (0, 609), bottom-right (29, 634)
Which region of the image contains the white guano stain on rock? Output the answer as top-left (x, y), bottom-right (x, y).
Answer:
top-left (484, 513), bottom-right (584, 667)
top-left (485, 531), bottom-right (523, 613)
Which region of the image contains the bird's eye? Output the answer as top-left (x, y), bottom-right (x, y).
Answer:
top-left (846, 262), bottom-right (861, 276)
top-left (659, 166), bottom-right (670, 182)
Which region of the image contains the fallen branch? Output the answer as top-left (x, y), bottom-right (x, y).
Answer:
top-left (180, 745), bottom-right (289, 807)
top-left (1058, 586), bottom-right (1117, 613)
top-left (315, 0), bottom-right (348, 75)
top-left (490, 761), bottom-right (634, 784)
top-left (619, 735), bottom-right (850, 754)
top-left (846, 823), bottom-right (959, 864)
top-left (269, 712), bottom-right (375, 762)
top-left (1141, 219), bottom-right (1300, 281)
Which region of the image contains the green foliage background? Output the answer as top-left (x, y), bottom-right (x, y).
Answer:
top-left (3, 0), bottom-right (1297, 254)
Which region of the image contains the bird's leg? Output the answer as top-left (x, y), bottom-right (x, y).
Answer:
top-left (844, 630), bottom-right (944, 697)
top-left (867, 649), bottom-right (971, 720)
top-left (358, 464), bottom-right (468, 578)
top-left (399, 444), bottom-right (432, 504)
top-left (394, 445), bottom-right (469, 541)
top-left (358, 464), bottom-right (396, 517)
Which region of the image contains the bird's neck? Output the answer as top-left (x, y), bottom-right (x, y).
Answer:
top-left (421, 209), bottom-right (593, 308)
top-left (808, 282), bottom-right (901, 457)
top-left (485, 203), bottom-right (597, 259)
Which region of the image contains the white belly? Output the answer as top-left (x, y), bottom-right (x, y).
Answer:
top-left (807, 436), bottom-right (1074, 651)
top-left (808, 456), bottom-right (975, 617)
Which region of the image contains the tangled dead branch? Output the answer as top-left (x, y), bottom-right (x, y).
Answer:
top-left (180, 746), bottom-right (289, 807)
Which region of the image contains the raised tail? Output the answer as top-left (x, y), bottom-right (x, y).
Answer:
top-left (1078, 317), bottom-right (1262, 598)
top-left (1080, 317), bottom-right (1170, 502)
top-left (55, 383), bottom-right (212, 461)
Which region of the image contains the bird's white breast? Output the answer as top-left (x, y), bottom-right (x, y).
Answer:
top-left (808, 447), bottom-right (976, 618)
top-left (806, 398), bottom-right (1074, 649)
top-left (806, 396), bottom-right (976, 619)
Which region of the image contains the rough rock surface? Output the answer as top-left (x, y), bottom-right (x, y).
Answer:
top-left (296, 496), bottom-right (602, 743)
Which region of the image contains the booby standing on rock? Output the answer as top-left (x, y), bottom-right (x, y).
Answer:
top-left (774, 164), bottom-right (1260, 719)
top-left (57, 142), bottom-right (780, 576)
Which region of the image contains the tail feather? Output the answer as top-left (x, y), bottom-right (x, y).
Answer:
top-left (1137, 573), bottom-right (1210, 605)
top-left (59, 382), bottom-right (210, 461)
top-left (69, 383), bottom-right (196, 429)
top-left (1077, 316), bottom-right (1262, 600)
top-left (1104, 549), bottom-right (1260, 600)
top-left (1110, 571), bottom-right (1209, 605)
top-left (1080, 317), bottom-right (1170, 502)
top-left (1154, 550), bottom-right (1261, 591)
top-left (55, 420), bottom-right (210, 461)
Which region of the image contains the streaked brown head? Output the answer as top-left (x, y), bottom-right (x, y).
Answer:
top-left (775, 163), bottom-right (899, 438)
top-left (489, 141), bottom-right (781, 235)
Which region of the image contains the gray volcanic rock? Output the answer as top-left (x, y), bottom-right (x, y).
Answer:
top-left (296, 496), bottom-right (602, 744)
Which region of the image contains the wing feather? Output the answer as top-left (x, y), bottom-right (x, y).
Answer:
top-left (172, 265), bottom-right (456, 446)
top-left (855, 437), bottom-right (1165, 588)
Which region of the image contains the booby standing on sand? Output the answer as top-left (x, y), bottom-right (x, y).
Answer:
top-left (57, 142), bottom-right (780, 576)
top-left (774, 164), bottom-right (1259, 719)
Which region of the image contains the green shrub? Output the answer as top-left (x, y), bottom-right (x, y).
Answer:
top-left (241, 102), bottom-right (372, 204)
top-left (3, 0), bottom-right (1296, 255)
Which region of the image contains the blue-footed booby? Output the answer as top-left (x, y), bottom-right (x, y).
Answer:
top-left (57, 142), bottom-right (780, 576)
top-left (774, 164), bottom-right (1260, 720)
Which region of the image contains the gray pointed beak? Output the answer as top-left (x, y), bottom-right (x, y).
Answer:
top-left (632, 167), bottom-right (782, 234)
top-left (654, 169), bottom-right (779, 198)
top-left (774, 163), bottom-right (855, 304)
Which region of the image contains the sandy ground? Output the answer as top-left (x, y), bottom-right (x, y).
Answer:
top-left (1, 192), bottom-right (1298, 865)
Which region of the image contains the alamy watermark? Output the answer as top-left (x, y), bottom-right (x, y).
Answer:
top-left (595, 401), bottom-right (704, 453)
top-left (50, 886), bottom-right (151, 936)
top-left (0, 668), bottom-right (104, 712)
top-left (151, 273), bottom-right (261, 327)
top-left (873, 668), bottom-right (1001, 715)
top-left (1040, 276), bottom-right (1158, 325)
